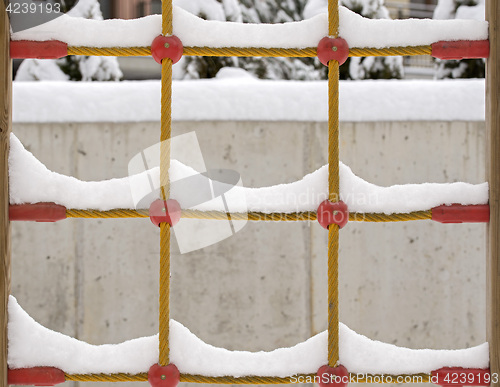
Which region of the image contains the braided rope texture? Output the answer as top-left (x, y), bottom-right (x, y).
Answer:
top-left (66, 45), bottom-right (432, 58)
top-left (326, 26), bottom-right (341, 365)
top-left (65, 208), bottom-right (432, 222)
top-left (157, 0), bottom-right (174, 368)
top-left (64, 372), bottom-right (432, 384)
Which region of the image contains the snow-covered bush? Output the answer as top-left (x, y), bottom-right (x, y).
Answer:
top-left (15, 0), bottom-right (123, 82)
top-left (433, 0), bottom-right (485, 79)
top-left (176, 0), bottom-right (402, 80)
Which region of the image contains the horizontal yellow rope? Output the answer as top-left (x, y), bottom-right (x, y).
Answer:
top-left (183, 209), bottom-right (317, 221)
top-left (67, 46), bottom-right (151, 56)
top-left (350, 45), bottom-right (432, 57)
top-left (65, 373), bottom-right (148, 382)
top-left (66, 208), bottom-right (431, 222)
top-left (66, 45), bottom-right (431, 58)
top-left (184, 46), bottom-right (317, 57)
top-left (66, 208), bottom-right (149, 218)
top-left (64, 372), bottom-right (432, 384)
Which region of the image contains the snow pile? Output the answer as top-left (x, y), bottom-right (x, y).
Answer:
top-left (12, 79), bottom-right (486, 123)
top-left (8, 134), bottom-right (488, 213)
top-left (7, 296), bottom-right (488, 376)
top-left (11, 6), bottom-right (487, 49)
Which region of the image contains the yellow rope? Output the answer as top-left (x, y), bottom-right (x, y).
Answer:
top-left (328, 225), bottom-right (340, 367)
top-left (327, 55), bottom-right (341, 368)
top-left (159, 222), bottom-right (170, 366)
top-left (66, 45), bottom-right (432, 58)
top-left (162, 0), bottom-right (173, 36)
top-left (349, 46), bottom-right (432, 57)
top-left (160, 59), bottom-right (172, 200)
top-left (65, 373), bottom-right (148, 382)
top-left (328, 63), bottom-right (340, 203)
top-left (328, 0), bottom-right (339, 37)
top-left (183, 46), bottom-right (317, 57)
top-left (64, 372), bottom-right (432, 384)
top-left (66, 208), bottom-right (149, 218)
top-left (65, 208), bottom-right (432, 222)
top-left (67, 46), bottom-right (151, 56)
top-left (157, 0), bottom-right (174, 368)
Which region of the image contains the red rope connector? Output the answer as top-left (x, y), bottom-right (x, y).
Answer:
top-left (149, 199), bottom-right (182, 227)
top-left (9, 203), bottom-right (67, 222)
top-left (8, 367), bottom-right (66, 386)
top-left (431, 204), bottom-right (489, 224)
top-left (10, 40), bottom-right (68, 59)
top-left (431, 40), bottom-right (489, 60)
top-left (151, 35), bottom-right (183, 65)
top-left (317, 200), bottom-right (349, 229)
top-left (148, 364), bottom-right (180, 387)
top-left (317, 365), bottom-right (349, 387)
top-left (431, 367), bottom-right (490, 387)
top-left (317, 37), bottom-right (349, 66)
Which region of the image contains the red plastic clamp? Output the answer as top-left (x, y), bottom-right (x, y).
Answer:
top-left (8, 367), bottom-right (66, 386)
top-left (9, 203), bottom-right (67, 222)
top-left (431, 40), bottom-right (489, 60)
top-left (317, 200), bottom-right (349, 229)
top-left (317, 37), bottom-right (349, 66)
top-left (148, 364), bottom-right (180, 387)
top-left (10, 40), bottom-right (68, 59)
top-left (317, 365), bottom-right (349, 387)
top-left (149, 199), bottom-right (182, 227)
top-left (151, 35), bottom-right (183, 64)
top-left (431, 367), bottom-right (490, 387)
top-left (431, 204), bottom-right (489, 224)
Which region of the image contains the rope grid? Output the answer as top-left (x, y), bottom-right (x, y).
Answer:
top-left (16, 0), bottom-right (466, 383)
top-left (66, 45), bottom-right (432, 58)
top-left (67, 6), bottom-right (432, 376)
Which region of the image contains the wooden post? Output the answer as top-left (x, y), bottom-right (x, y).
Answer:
top-left (487, 1), bottom-right (500, 386)
top-left (0, 1), bottom-right (11, 387)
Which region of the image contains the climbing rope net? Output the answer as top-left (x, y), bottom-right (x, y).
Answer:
top-left (5, 0), bottom-right (493, 386)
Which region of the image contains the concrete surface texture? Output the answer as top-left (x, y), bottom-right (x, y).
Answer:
top-left (10, 120), bottom-right (485, 387)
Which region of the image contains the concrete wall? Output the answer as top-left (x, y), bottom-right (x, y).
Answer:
top-left (10, 120), bottom-right (486, 387)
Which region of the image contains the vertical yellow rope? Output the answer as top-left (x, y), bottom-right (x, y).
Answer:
top-left (327, 60), bottom-right (341, 369)
top-left (160, 61), bottom-right (172, 200)
top-left (159, 0), bottom-right (174, 368)
top-left (159, 222), bottom-right (171, 366)
top-left (328, 225), bottom-right (340, 366)
top-left (162, 0), bottom-right (173, 36)
top-left (327, 0), bottom-right (340, 369)
top-left (328, 0), bottom-right (339, 37)
top-left (328, 62), bottom-right (340, 202)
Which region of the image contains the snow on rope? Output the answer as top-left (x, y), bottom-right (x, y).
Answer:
top-left (7, 297), bottom-right (489, 378)
top-left (8, 134), bottom-right (488, 215)
top-left (10, 6), bottom-right (487, 50)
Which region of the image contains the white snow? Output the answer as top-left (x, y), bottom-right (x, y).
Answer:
top-left (8, 296), bottom-right (488, 376)
top-left (14, 60), bottom-right (70, 82)
top-left (11, 6), bottom-right (487, 49)
top-left (8, 134), bottom-right (488, 213)
top-left (12, 79), bottom-right (486, 123)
